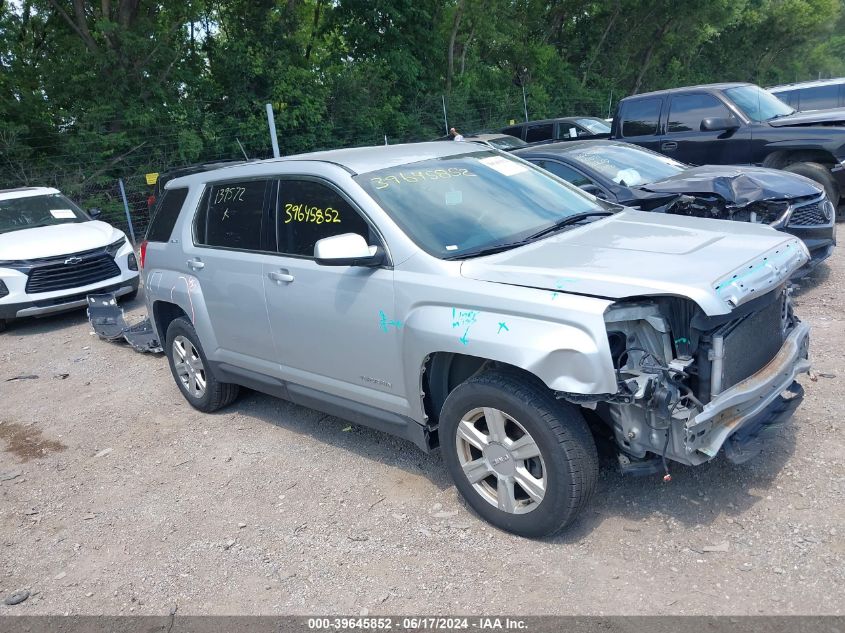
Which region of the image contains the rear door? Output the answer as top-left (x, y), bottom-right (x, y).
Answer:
top-left (525, 123), bottom-right (554, 143)
top-left (662, 92), bottom-right (751, 165)
top-left (183, 178), bottom-right (279, 375)
top-left (616, 97), bottom-right (664, 153)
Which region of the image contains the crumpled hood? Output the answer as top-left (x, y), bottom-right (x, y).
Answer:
top-left (0, 221), bottom-right (124, 261)
top-left (767, 107), bottom-right (845, 127)
top-left (637, 164), bottom-right (821, 204)
top-left (461, 210), bottom-right (808, 316)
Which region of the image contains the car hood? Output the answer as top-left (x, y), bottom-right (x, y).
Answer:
top-left (767, 107), bottom-right (845, 127)
top-left (460, 210), bottom-right (808, 316)
top-left (0, 221), bottom-right (124, 261)
top-left (635, 164), bottom-right (821, 204)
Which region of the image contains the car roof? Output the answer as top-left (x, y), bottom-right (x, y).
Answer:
top-left (504, 116), bottom-right (603, 128)
top-left (620, 82), bottom-right (752, 100)
top-left (0, 186), bottom-right (61, 201)
top-left (769, 77), bottom-right (845, 92)
top-left (513, 139), bottom-right (626, 157)
top-left (167, 141), bottom-right (488, 188)
top-left (465, 133), bottom-right (517, 141)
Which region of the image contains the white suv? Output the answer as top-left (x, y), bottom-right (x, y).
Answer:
top-left (0, 187), bottom-right (139, 331)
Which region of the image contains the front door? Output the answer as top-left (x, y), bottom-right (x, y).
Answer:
top-left (262, 177), bottom-right (407, 415)
top-left (662, 92), bottom-right (752, 165)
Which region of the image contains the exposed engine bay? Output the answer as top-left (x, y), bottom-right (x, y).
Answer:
top-left (559, 284), bottom-right (810, 474)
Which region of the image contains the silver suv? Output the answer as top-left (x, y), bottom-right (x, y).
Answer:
top-left (142, 142), bottom-right (811, 537)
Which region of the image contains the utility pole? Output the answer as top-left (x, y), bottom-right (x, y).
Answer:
top-left (265, 103), bottom-right (280, 158)
top-left (442, 95), bottom-right (449, 135)
top-left (522, 85), bottom-right (529, 122)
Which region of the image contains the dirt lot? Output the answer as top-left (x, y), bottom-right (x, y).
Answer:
top-left (1, 245), bottom-right (843, 616)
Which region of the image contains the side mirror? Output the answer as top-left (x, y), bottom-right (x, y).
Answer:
top-left (88, 207), bottom-right (102, 219)
top-left (700, 117), bottom-right (739, 132)
top-left (314, 233), bottom-right (385, 267)
top-left (578, 183), bottom-right (608, 200)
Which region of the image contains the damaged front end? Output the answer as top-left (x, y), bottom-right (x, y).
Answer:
top-left (560, 282), bottom-right (810, 472)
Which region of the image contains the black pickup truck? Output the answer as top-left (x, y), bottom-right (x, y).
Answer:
top-left (610, 83), bottom-right (845, 207)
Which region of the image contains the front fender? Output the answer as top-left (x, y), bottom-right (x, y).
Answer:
top-left (401, 291), bottom-right (619, 411)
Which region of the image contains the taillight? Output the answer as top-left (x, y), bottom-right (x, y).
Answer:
top-left (139, 240), bottom-right (148, 269)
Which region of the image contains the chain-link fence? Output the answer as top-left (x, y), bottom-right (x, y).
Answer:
top-left (4, 90), bottom-right (617, 240)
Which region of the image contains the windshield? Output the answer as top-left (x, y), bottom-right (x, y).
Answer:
top-left (725, 85), bottom-right (794, 121)
top-left (576, 118), bottom-right (612, 134)
top-left (356, 151), bottom-right (605, 258)
top-left (0, 193), bottom-right (88, 235)
top-left (566, 145), bottom-right (686, 187)
top-left (484, 136), bottom-right (527, 150)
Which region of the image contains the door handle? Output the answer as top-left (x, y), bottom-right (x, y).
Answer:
top-left (268, 270), bottom-right (295, 283)
top-left (186, 258), bottom-right (205, 270)
top-left (661, 141), bottom-right (678, 151)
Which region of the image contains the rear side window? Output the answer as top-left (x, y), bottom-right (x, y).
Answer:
top-left (502, 125), bottom-right (523, 139)
top-left (195, 180), bottom-right (269, 250)
top-left (146, 188), bottom-right (188, 242)
top-left (621, 98), bottom-right (662, 137)
top-left (525, 124), bottom-right (553, 143)
top-left (667, 93), bottom-right (730, 133)
top-left (276, 180), bottom-right (371, 257)
top-left (798, 84), bottom-right (840, 111)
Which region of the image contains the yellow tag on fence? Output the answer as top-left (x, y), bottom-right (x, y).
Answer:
top-left (145, 172), bottom-right (159, 185)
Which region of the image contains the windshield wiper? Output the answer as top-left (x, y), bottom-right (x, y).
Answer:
top-left (768, 111), bottom-right (796, 121)
top-left (523, 211), bottom-right (613, 240)
top-left (445, 211), bottom-right (613, 260)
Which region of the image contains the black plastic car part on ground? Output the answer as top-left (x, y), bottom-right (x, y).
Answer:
top-left (515, 139), bottom-right (836, 275)
top-left (608, 82), bottom-right (845, 206)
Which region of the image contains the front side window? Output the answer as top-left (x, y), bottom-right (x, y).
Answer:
top-left (725, 85), bottom-right (794, 121)
top-left (0, 193), bottom-right (88, 235)
top-left (667, 94), bottom-right (731, 133)
top-left (356, 151), bottom-right (605, 259)
top-left (276, 180), bottom-right (371, 257)
top-left (621, 98), bottom-right (662, 137)
top-left (567, 144), bottom-right (685, 187)
top-left (195, 180), bottom-right (268, 250)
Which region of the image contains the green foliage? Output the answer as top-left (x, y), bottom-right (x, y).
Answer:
top-left (1, 0), bottom-right (843, 222)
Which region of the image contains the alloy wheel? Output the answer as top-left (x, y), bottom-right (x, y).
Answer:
top-left (172, 335), bottom-right (207, 399)
top-left (454, 407), bottom-right (546, 514)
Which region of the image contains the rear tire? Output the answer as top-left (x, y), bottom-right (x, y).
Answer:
top-left (439, 370), bottom-right (598, 538)
top-left (0, 319), bottom-right (6, 333)
top-left (783, 162), bottom-right (841, 209)
top-left (165, 317), bottom-right (239, 412)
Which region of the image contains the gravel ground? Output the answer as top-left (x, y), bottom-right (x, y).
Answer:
top-left (0, 244), bottom-right (843, 616)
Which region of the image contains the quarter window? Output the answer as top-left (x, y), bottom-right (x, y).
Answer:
top-left (621, 98), bottom-right (662, 137)
top-left (146, 188), bottom-right (188, 242)
top-left (667, 94), bottom-right (731, 133)
top-left (277, 180), bottom-right (371, 257)
top-left (195, 180), bottom-right (268, 250)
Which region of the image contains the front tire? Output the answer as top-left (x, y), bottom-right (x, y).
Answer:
top-left (439, 371), bottom-right (598, 538)
top-left (165, 317), bottom-right (239, 412)
top-left (783, 162), bottom-right (841, 209)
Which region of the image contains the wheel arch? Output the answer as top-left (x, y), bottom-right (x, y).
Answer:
top-left (421, 351), bottom-right (549, 449)
top-left (762, 149), bottom-right (838, 170)
top-left (152, 300), bottom-right (189, 344)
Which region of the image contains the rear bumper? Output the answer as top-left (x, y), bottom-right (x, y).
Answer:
top-left (682, 321), bottom-right (810, 464)
top-left (0, 277), bottom-right (138, 320)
